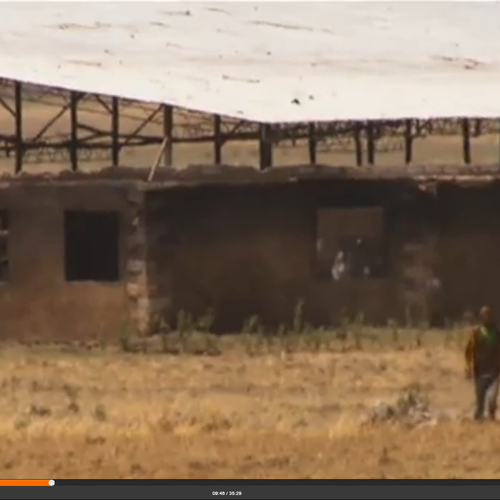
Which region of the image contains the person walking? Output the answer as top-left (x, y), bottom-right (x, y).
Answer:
top-left (465, 306), bottom-right (500, 421)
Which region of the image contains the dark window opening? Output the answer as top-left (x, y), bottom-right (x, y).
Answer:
top-left (315, 207), bottom-right (389, 281)
top-left (64, 211), bottom-right (120, 282)
top-left (0, 211), bottom-right (9, 283)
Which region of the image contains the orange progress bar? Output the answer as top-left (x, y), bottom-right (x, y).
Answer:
top-left (0, 480), bottom-right (53, 486)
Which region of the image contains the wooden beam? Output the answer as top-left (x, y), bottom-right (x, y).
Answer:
top-left (147, 137), bottom-right (168, 182)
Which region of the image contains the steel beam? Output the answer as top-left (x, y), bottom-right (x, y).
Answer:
top-left (474, 119), bottom-right (482, 137)
top-left (122, 106), bottom-right (162, 148)
top-left (404, 119), bottom-right (413, 165)
top-left (162, 104), bottom-right (173, 167)
top-left (69, 91), bottom-right (79, 171)
top-left (111, 97), bottom-right (119, 167)
top-left (1, 76), bottom-right (497, 172)
top-left (308, 122), bottom-right (317, 164)
top-left (353, 123), bottom-right (362, 166)
top-left (32, 103), bottom-right (70, 142)
top-left (366, 122), bottom-right (375, 165)
top-left (214, 114), bottom-right (222, 165)
top-left (95, 95), bottom-right (112, 114)
top-left (220, 120), bottom-right (245, 146)
top-left (259, 124), bottom-right (273, 170)
top-left (0, 96), bottom-right (14, 117)
top-left (77, 123), bottom-right (112, 140)
top-left (462, 118), bottom-right (471, 165)
top-left (30, 94), bottom-right (86, 144)
top-left (14, 81), bottom-right (23, 174)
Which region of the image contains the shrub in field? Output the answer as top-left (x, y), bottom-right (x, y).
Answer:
top-left (176, 310), bottom-right (196, 353)
top-left (197, 308), bottom-right (216, 334)
top-left (388, 319), bottom-right (399, 346)
top-left (149, 309), bottom-right (221, 355)
top-left (241, 315), bottom-right (264, 335)
top-left (119, 322), bottom-right (134, 352)
top-left (292, 299), bottom-right (305, 334)
top-left (240, 316), bottom-right (266, 355)
top-left (158, 317), bottom-right (171, 353)
top-left (93, 404), bottom-right (107, 422)
top-left (415, 321), bottom-right (428, 349)
top-left (352, 313), bottom-right (365, 350)
top-left (96, 323), bottom-right (107, 350)
top-left (177, 310), bottom-right (195, 336)
top-left (63, 384), bottom-right (80, 414)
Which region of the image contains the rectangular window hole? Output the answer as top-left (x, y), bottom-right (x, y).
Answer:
top-left (64, 211), bottom-right (120, 282)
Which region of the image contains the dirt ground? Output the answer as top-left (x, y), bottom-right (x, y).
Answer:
top-left (0, 331), bottom-right (497, 480)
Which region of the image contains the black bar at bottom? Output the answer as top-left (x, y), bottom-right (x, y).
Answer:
top-left (53, 479), bottom-right (500, 485)
top-left (6, 484), bottom-right (500, 500)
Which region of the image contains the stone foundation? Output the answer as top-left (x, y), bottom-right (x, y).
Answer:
top-left (125, 188), bottom-right (173, 335)
top-left (125, 188), bottom-right (152, 334)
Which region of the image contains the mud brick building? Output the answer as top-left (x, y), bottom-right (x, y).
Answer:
top-left (0, 164), bottom-right (498, 340)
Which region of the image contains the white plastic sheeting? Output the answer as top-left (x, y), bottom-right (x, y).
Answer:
top-left (0, 2), bottom-right (500, 123)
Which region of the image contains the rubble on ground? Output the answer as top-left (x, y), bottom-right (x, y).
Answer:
top-left (362, 385), bottom-right (459, 428)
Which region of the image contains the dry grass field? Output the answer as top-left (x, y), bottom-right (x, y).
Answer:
top-left (0, 327), bottom-right (498, 479)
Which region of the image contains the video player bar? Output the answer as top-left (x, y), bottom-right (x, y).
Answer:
top-left (0, 479), bottom-right (497, 499)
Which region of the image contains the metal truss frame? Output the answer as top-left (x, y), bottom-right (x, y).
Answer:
top-left (0, 78), bottom-right (498, 173)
